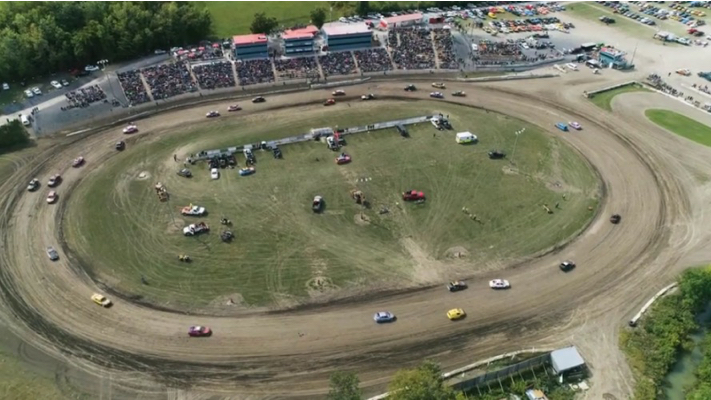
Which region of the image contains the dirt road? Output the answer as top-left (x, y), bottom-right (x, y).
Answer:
top-left (1, 65), bottom-right (711, 400)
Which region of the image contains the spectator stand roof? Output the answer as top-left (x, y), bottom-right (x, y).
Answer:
top-left (233, 34), bottom-right (268, 46)
top-left (381, 13), bottom-right (423, 25)
top-left (550, 346), bottom-right (585, 375)
top-left (322, 23), bottom-right (371, 37)
top-left (283, 25), bottom-right (319, 41)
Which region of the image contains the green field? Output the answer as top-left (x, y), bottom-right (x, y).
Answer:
top-left (645, 109), bottom-right (711, 147)
top-left (64, 101), bottom-right (599, 309)
top-left (588, 83), bottom-right (650, 111)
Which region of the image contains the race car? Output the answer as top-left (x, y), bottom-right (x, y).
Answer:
top-left (447, 308), bottom-right (466, 320)
top-left (48, 174), bottom-right (61, 187)
top-left (183, 222), bottom-right (209, 236)
top-left (91, 293), bottom-right (112, 307)
top-left (115, 141), bottom-right (125, 151)
top-left (335, 153), bottom-right (351, 165)
top-left (488, 150), bottom-right (506, 159)
top-left (569, 121), bottom-right (582, 130)
top-left (123, 124), bottom-right (138, 134)
top-left (324, 98), bottom-right (336, 106)
top-left (239, 166), bottom-right (256, 176)
top-left (206, 110), bottom-right (220, 118)
top-left (676, 68), bottom-right (691, 76)
top-left (210, 168), bottom-right (219, 180)
top-left (177, 168), bottom-right (192, 178)
top-left (27, 178), bottom-right (40, 191)
top-left (489, 279), bottom-right (511, 289)
top-left (181, 205), bottom-right (206, 216)
top-left (72, 156), bottom-right (85, 167)
top-left (452, 90), bottom-right (466, 97)
top-left (402, 190), bottom-right (425, 201)
top-left (332, 90), bottom-right (346, 96)
top-left (432, 82), bottom-right (446, 89)
top-left (252, 96), bottom-right (266, 103)
top-left (555, 122), bottom-right (568, 132)
top-left (361, 93), bottom-right (375, 101)
top-left (188, 326), bottom-right (212, 337)
top-left (559, 260), bottom-right (576, 272)
top-left (404, 84), bottom-right (417, 91)
top-left (227, 104), bottom-right (242, 112)
top-left (373, 311), bottom-right (396, 323)
top-left (46, 191), bottom-right (58, 204)
top-left (430, 92), bottom-right (444, 98)
top-left (610, 214), bottom-right (621, 224)
top-left (312, 195), bottom-right (324, 213)
top-left (447, 281), bottom-right (467, 292)
top-left (46, 246), bottom-right (59, 261)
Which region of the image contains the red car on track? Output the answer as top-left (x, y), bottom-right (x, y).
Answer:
top-left (335, 153), bottom-right (351, 165)
top-left (402, 190), bottom-right (425, 201)
top-left (324, 98), bottom-right (336, 106)
top-left (188, 326), bottom-right (212, 337)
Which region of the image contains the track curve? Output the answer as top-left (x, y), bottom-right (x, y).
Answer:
top-left (0, 75), bottom-right (699, 399)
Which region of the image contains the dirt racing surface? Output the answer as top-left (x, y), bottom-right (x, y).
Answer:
top-left (2, 62), bottom-right (711, 400)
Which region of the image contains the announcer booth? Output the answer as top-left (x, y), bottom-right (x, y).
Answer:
top-left (379, 13), bottom-right (424, 29)
top-left (283, 25), bottom-right (319, 56)
top-left (322, 23), bottom-right (373, 52)
top-left (233, 34), bottom-right (269, 60)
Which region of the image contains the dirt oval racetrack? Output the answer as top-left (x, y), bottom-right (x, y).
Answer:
top-left (0, 74), bottom-right (707, 400)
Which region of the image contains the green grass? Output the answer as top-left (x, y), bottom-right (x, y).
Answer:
top-left (64, 101), bottom-right (599, 309)
top-left (645, 109), bottom-right (711, 147)
top-left (588, 83), bottom-right (650, 111)
top-left (0, 348), bottom-right (85, 400)
top-left (565, 2), bottom-right (688, 39)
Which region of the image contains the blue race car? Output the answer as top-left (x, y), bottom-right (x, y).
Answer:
top-left (555, 122), bottom-right (569, 132)
top-left (373, 311), bottom-right (396, 323)
top-left (239, 167), bottom-right (255, 176)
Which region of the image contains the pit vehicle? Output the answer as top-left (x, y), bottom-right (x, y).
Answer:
top-left (488, 150), bottom-right (506, 159)
top-left (452, 90), bottom-right (466, 97)
top-left (46, 191), bottom-right (58, 204)
top-left (46, 246), bottom-right (59, 261)
top-left (27, 179), bottom-right (39, 191)
top-left (123, 124), bottom-right (138, 134)
top-left (221, 231), bottom-right (234, 242)
top-left (48, 174), bottom-right (61, 187)
top-left (489, 279), bottom-right (511, 289)
top-left (252, 96), bottom-right (266, 103)
top-left (91, 293), bottom-right (112, 307)
top-left (312, 196), bottom-right (324, 213)
top-left (72, 156), bottom-right (85, 167)
top-left (402, 190), bottom-right (425, 201)
top-left (183, 222), bottom-right (209, 236)
top-left (206, 110), bottom-right (220, 118)
top-left (239, 166), bottom-right (256, 176)
top-left (447, 281), bottom-right (467, 292)
top-left (188, 326), bottom-right (212, 337)
top-left (115, 141), bottom-right (125, 151)
top-left (227, 104), bottom-right (242, 112)
top-left (178, 254), bottom-right (191, 262)
top-left (324, 98), bottom-right (336, 106)
top-left (404, 84), bottom-right (417, 91)
top-left (273, 147), bottom-right (283, 159)
top-left (560, 260), bottom-right (576, 272)
top-left (177, 168), bottom-right (192, 178)
top-left (332, 90), bottom-right (346, 96)
top-left (181, 205), bottom-right (206, 216)
top-left (373, 311), bottom-right (396, 323)
top-left (335, 153), bottom-right (351, 165)
top-left (447, 308), bottom-right (466, 320)
top-left (432, 82), bottom-right (446, 89)
top-left (610, 214), bottom-right (621, 224)
top-left (361, 93), bottom-right (375, 100)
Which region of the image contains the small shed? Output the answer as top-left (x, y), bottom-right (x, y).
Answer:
top-left (550, 346), bottom-right (586, 376)
top-left (456, 132), bottom-right (477, 144)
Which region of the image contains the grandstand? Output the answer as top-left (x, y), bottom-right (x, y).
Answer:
top-left (322, 23), bottom-right (373, 52)
top-left (233, 34), bottom-right (269, 60)
top-left (283, 25), bottom-right (318, 56)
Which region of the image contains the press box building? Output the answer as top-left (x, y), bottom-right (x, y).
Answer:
top-left (233, 34), bottom-right (269, 60)
top-left (321, 23), bottom-right (373, 51)
top-left (282, 25), bottom-right (319, 55)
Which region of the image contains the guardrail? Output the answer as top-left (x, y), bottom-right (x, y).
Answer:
top-left (628, 282), bottom-right (678, 327)
top-left (455, 73), bottom-right (559, 83)
top-left (584, 81), bottom-right (638, 99)
top-left (310, 77), bottom-right (371, 90)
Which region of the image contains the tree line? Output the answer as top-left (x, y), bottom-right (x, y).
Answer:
top-left (0, 2), bottom-right (212, 83)
top-left (0, 120), bottom-right (31, 152)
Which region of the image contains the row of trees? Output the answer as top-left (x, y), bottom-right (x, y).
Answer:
top-left (0, 2), bottom-right (211, 82)
top-left (687, 334), bottom-right (711, 400)
top-left (250, 8), bottom-right (327, 34)
top-left (620, 267), bottom-right (711, 399)
top-left (0, 120), bottom-right (31, 152)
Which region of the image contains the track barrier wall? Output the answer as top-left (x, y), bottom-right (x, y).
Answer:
top-left (628, 282), bottom-right (678, 327)
top-left (456, 73), bottom-right (559, 83)
top-left (584, 81), bottom-right (638, 99)
top-left (310, 77), bottom-right (371, 89)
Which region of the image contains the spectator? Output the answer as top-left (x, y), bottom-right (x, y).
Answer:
top-left (274, 56), bottom-right (318, 79)
top-left (389, 27), bottom-right (436, 70)
top-left (63, 85), bottom-right (107, 109)
top-left (192, 61), bottom-right (236, 90)
top-left (354, 48), bottom-right (393, 72)
top-left (235, 59), bottom-right (275, 86)
top-left (143, 61), bottom-right (197, 99)
top-left (319, 52), bottom-right (357, 77)
top-left (117, 69), bottom-right (150, 105)
top-left (432, 28), bottom-right (457, 69)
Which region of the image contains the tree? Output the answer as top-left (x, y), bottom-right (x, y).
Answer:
top-left (388, 361), bottom-right (458, 400)
top-left (310, 8), bottom-right (327, 29)
top-left (327, 371), bottom-right (362, 400)
top-left (249, 12), bottom-right (278, 35)
top-left (0, 120), bottom-right (31, 151)
top-left (356, 1), bottom-right (370, 16)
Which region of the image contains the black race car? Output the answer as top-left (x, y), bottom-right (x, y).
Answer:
top-left (252, 96), bottom-right (266, 103)
top-left (488, 150), bottom-right (506, 159)
top-left (559, 261), bottom-right (576, 272)
top-left (404, 84), bottom-right (417, 91)
top-left (446, 281), bottom-right (468, 292)
top-left (115, 141), bottom-right (125, 151)
top-left (610, 214), bottom-right (621, 224)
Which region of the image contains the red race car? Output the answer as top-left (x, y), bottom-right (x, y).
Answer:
top-left (335, 153), bottom-right (351, 165)
top-left (402, 190), bottom-right (425, 201)
top-left (188, 326), bottom-right (212, 337)
top-left (323, 98), bottom-right (336, 106)
top-left (228, 104), bottom-right (242, 112)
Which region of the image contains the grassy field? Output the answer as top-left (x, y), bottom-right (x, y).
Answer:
top-left (64, 101), bottom-right (599, 309)
top-left (0, 349), bottom-right (83, 400)
top-left (645, 109), bottom-right (711, 147)
top-left (588, 83), bottom-right (650, 111)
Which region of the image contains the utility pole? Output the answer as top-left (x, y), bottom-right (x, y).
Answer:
top-left (509, 128), bottom-right (526, 165)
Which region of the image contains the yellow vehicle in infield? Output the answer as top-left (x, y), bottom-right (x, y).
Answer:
top-left (447, 308), bottom-right (466, 320)
top-left (91, 293), bottom-right (112, 307)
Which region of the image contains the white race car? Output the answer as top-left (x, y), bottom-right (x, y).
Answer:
top-left (332, 90), bottom-right (346, 96)
top-left (181, 205), bottom-right (206, 216)
top-left (569, 121), bottom-right (582, 130)
top-left (489, 279), bottom-right (511, 289)
top-left (361, 93), bottom-right (375, 100)
top-left (432, 82), bottom-right (446, 89)
top-left (430, 92), bottom-right (444, 98)
top-left (123, 124), bottom-right (138, 134)
top-left (206, 110), bottom-right (220, 118)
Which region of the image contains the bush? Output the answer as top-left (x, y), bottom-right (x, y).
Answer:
top-left (0, 120), bottom-right (31, 151)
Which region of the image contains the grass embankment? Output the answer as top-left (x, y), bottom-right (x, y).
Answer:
top-left (588, 83), bottom-right (650, 111)
top-left (620, 267), bottom-right (711, 399)
top-left (645, 109), bottom-right (711, 147)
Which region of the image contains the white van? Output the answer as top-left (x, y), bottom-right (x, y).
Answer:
top-left (20, 114), bottom-right (30, 126)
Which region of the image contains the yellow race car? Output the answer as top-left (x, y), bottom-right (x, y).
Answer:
top-left (447, 308), bottom-right (466, 320)
top-left (91, 293), bottom-right (112, 307)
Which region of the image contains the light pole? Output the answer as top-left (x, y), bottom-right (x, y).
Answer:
top-left (509, 128), bottom-right (526, 165)
top-left (98, 59), bottom-right (118, 103)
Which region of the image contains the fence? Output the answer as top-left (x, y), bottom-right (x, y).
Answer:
top-left (584, 81), bottom-right (639, 98)
top-left (449, 353), bottom-right (551, 394)
top-left (193, 114), bottom-right (433, 160)
top-left (310, 77), bottom-right (371, 89)
top-left (455, 73), bottom-right (559, 83)
top-left (628, 282), bottom-right (678, 327)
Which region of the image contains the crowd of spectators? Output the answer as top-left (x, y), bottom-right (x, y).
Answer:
top-left (319, 52), bottom-right (357, 77)
top-left (236, 59), bottom-right (275, 86)
top-left (143, 61), bottom-right (197, 99)
top-left (354, 48), bottom-right (393, 72)
top-left (274, 56), bottom-right (319, 80)
top-left (192, 61), bottom-right (236, 90)
top-left (389, 28), bottom-right (436, 70)
top-left (472, 40), bottom-right (526, 65)
top-left (432, 28), bottom-right (457, 70)
top-left (117, 69), bottom-right (151, 105)
top-left (63, 85), bottom-right (107, 109)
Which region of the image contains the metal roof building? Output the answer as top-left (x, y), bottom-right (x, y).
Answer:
top-left (550, 346), bottom-right (586, 375)
top-left (321, 23), bottom-right (373, 51)
top-left (233, 34), bottom-right (269, 60)
top-left (283, 25), bottom-right (318, 55)
top-left (379, 13), bottom-right (424, 29)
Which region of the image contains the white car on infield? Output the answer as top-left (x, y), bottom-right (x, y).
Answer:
top-left (489, 279), bottom-right (511, 289)
top-left (210, 168), bottom-right (219, 180)
top-left (181, 205), bottom-right (206, 216)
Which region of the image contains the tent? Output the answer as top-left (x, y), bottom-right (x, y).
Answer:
top-left (456, 132), bottom-right (477, 144)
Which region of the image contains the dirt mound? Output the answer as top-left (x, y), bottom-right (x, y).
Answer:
top-left (354, 212), bottom-right (371, 225)
top-left (444, 246), bottom-right (469, 259)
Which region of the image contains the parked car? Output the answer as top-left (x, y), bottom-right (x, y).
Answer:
top-left (188, 326), bottom-right (212, 337)
top-left (373, 311), bottom-right (396, 323)
top-left (46, 246), bottom-right (59, 261)
top-left (50, 80), bottom-right (63, 89)
top-left (32, 87), bottom-right (42, 95)
top-left (312, 196), bottom-right (324, 213)
top-left (210, 168), bottom-right (219, 180)
top-left (24, 89), bottom-right (34, 98)
top-left (61, 79), bottom-right (69, 86)
top-left (447, 308), bottom-right (466, 320)
top-left (177, 168), bottom-right (192, 178)
top-left (335, 153), bottom-right (351, 165)
top-left (402, 190), bottom-right (425, 201)
top-left (85, 65), bottom-right (100, 72)
top-left (560, 260), bottom-right (576, 272)
top-left (91, 293), bottom-right (112, 307)
top-left (488, 150), bottom-right (506, 159)
top-left (447, 281), bottom-right (468, 292)
top-left (181, 205), bottom-right (206, 216)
